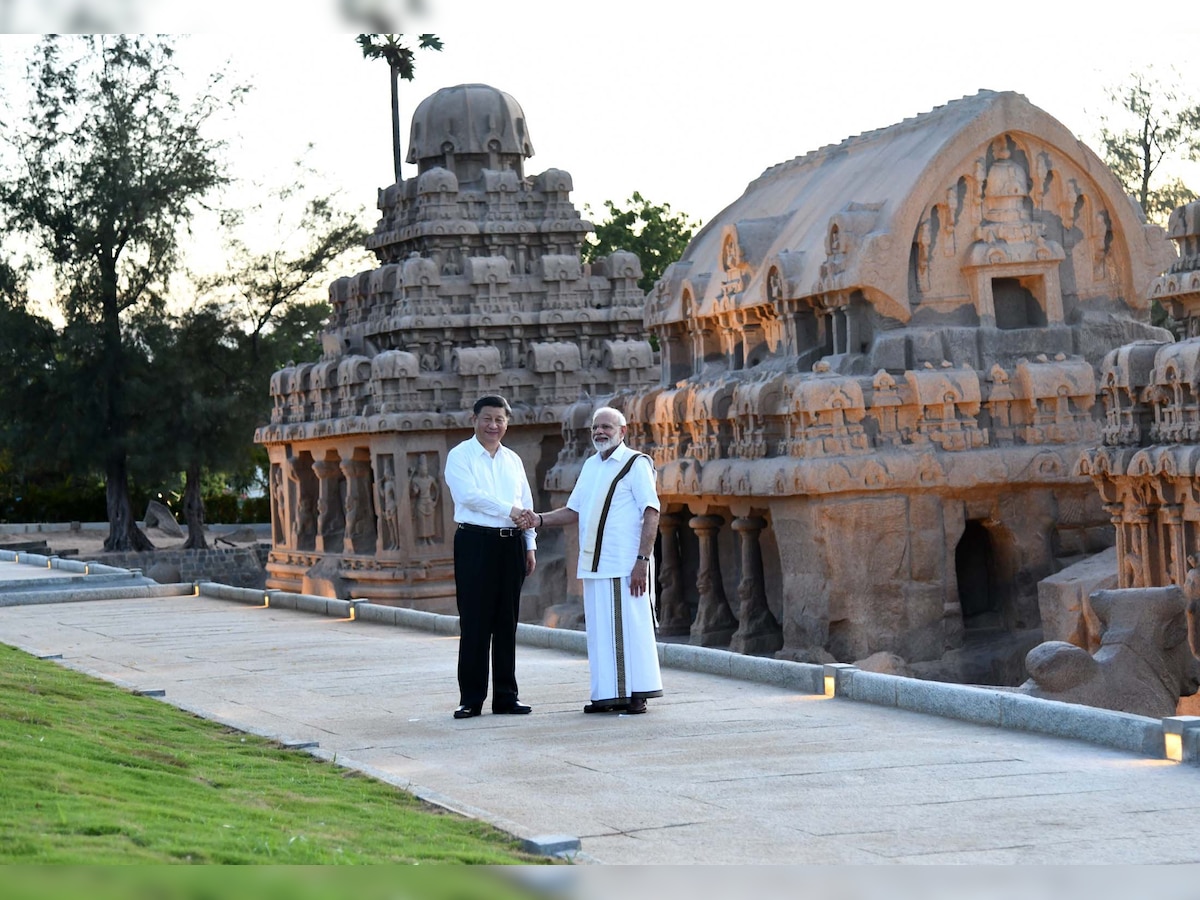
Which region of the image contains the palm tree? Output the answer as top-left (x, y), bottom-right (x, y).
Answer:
top-left (356, 34), bottom-right (444, 184)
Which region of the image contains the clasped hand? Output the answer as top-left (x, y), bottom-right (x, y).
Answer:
top-left (513, 508), bottom-right (539, 530)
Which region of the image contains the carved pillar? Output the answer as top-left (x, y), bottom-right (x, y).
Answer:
top-left (688, 514), bottom-right (737, 647)
top-left (340, 458), bottom-right (376, 555)
top-left (728, 516), bottom-right (783, 655)
top-left (1106, 501), bottom-right (1127, 588)
top-left (313, 459), bottom-right (344, 554)
top-left (270, 463), bottom-right (287, 548)
top-left (656, 513), bottom-right (691, 636)
top-left (1163, 503), bottom-right (1185, 588)
top-left (290, 457), bottom-right (317, 552)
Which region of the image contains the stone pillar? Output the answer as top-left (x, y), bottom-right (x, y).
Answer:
top-left (290, 457), bottom-right (317, 552)
top-left (689, 514), bottom-right (737, 647)
top-left (1105, 502), bottom-right (1126, 588)
top-left (340, 458), bottom-right (376, 555)
top-left (1164, 503), bottom-right (1185, 588)
top-left (269, 463), bottom-right (287, 548)
top-left (728, 516), bottom-right (783, 655)
top-left (657, 512), bottom-right (691, 636)
top-left (313, 459), bottom-right (344, 554)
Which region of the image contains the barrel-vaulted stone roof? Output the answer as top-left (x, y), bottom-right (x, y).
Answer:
top-left (650, 90), bottom-right (1172, 328)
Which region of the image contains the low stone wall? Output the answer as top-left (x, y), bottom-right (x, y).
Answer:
top-left (90, 546), bottom-right (268, 590)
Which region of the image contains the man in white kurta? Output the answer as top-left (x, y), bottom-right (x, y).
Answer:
top-left (523, 406), bottom-right (662, 713)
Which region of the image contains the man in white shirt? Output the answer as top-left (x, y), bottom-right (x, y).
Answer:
top-left (518, 406), bottom-right (663, 714)
top-left (444, 395), bottom-right (537, 719)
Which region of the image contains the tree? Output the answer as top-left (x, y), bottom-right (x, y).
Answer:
top-left (200, 163), bottom-right (371, 368)
top-left (0, 35), bottom-right (243, 550)
top-left (581, 192), bottom-right (700, 294)
top-left (169, 173), bottom-right (369, 547)
top-left (1097, 68), bottom-right (1200, 224)
top-left (356, 33), bottom-right (444, 183)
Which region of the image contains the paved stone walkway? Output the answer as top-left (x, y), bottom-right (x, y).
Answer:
top-left (1, 567), bottom-right (1198, 864)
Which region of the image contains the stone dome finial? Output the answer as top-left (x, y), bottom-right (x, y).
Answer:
top-left (406, 83), bottom-right (533, 185)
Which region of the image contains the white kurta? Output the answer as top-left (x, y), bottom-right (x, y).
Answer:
top-left (569, 442), bottom-right (663, 703)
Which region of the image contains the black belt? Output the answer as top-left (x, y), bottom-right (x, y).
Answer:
top-left (457, 523), bottom-right (522, 538)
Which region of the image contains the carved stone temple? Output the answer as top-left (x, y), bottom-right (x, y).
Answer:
top-left (1080, 200), bottom-right (1200, 595)
top-left (260, 83), bottom-right (1191, 690)
top-left (543, 90), bottom-right (1177, 683)
top-left (255, 84), bottom-right (656, 609)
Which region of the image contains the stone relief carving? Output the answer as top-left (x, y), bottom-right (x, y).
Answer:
top-left (376, 455), bottom-right (400, 552)
top-left (409, 452), bottom-right (441, 545)
top-left (1018, 583), bottom-right (1200, 718)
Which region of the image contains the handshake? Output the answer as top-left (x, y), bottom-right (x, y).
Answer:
top-left (513, 508), bottom-right (541, 530)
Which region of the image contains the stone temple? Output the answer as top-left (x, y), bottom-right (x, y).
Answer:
top-left (260, 84), bottom-right (1185, 688)
top-left (255, 83), bottom-right (657, 611)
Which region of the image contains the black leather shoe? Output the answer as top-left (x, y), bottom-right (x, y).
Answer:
top-left (492, 702), bottom-right (532, 715)
top-left (453, 704), bottom-right (482, 719)
top-left (625, 698), bottom-right (647, 714)
top-left (584, 701), bottom-right (628, 713)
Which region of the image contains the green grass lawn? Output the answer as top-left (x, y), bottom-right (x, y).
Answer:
top-left (0, 643), bottom-right (550, 868)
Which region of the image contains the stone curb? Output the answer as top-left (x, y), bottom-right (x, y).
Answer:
top-left (0, 548), bottom-right (135, 576)
top-left (841, 668), bottom-right (1164, 756)
top-left (0, 583), bottom-right (195, 607)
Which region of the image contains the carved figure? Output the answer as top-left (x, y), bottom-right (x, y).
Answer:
top-left (271, 465), bottom-right (286, 545)
top-left (420, 343), bottom-right (440, 372)
top-left (378, 472), bottom-right (399, 551)
top-left (410, 454), bottom-right (440, 544)
top-left (293, 493), bottom-right (316, 545)
top-left (1018, 582), bottom-right (1200, 718)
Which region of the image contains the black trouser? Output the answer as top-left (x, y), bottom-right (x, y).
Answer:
top-left (454, 525), bottom-right (527, 709)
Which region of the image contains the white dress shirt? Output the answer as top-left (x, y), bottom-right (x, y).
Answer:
top-left (444, 435), bottom-right (537, 551)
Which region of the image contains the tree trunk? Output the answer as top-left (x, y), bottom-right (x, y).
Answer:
top-left (390, 64), bottom-right (401, 183)
top-left (181, 461), bottom-right (208, 550)
top-left (103, 451), bottom-right (154, 552)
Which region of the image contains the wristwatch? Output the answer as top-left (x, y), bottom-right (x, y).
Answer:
top-left (636, 555), bottom-right (650, 561)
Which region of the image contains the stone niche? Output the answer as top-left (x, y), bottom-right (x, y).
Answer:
top-left (256, 83), bottom-right (657, 609)
top-left (545, 90), bottom-right (1176, 685)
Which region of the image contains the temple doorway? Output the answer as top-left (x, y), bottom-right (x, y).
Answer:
top-left (955, 519), bottom-right (1002, 629)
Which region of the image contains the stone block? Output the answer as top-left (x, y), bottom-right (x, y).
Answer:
top-left (356, 603), bottom-right (397, 626)
top-left (1037, 547), bottom-right (1116, 647)
top-left (535, 626), bottom-right (586, 655)
top-left (661, 642), bottom-right (731, 677)
top-left (845, 670), bottom-right (900, 707)
top-left (519, 834), bottom-right (580, 857)
top-left (895, 679), bottom-right (1003, 726)
top-left (868, 332), bottom-right (909, 371)
top-left (942, 328), bottom-right (980, 368)
top-left (998, 692), bottom-right (1162, 755)
top-left (727, 653), bottom-right (820, 691)
top-left (144, 500), bottom-right (184, 538)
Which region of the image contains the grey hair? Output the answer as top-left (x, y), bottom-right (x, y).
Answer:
top-left (591, 406), bottom-right (626, 427)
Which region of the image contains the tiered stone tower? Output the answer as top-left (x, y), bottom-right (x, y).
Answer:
top-left (1081, 200), bottom-right (1200, 591)
top-left (256, 84), bottom-right (656, 608)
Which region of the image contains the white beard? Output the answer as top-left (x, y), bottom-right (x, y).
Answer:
top-left (592, 436), bottom-right (613, 453)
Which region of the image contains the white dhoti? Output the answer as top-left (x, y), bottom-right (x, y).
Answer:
top-left (582, 574), bottom-right (663, 704)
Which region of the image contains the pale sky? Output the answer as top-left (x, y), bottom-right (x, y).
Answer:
top-left (4, 2), bottom-right (1200, 288)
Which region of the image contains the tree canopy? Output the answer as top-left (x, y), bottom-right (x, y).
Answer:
top-left (0, 35), bottom-right (243, 549)
top-left (356, 33), bottom-right (444, 183)
top-left (581, 192), bottom-right (700, 294)
top-left (1097, 67), bottom-right (1200, 224)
